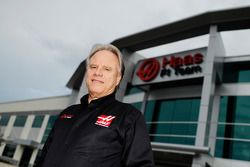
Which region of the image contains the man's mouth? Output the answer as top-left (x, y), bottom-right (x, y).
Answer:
top-left (92, 79), bottom-right (104, 83)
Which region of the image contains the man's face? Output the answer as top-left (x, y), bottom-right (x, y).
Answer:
top-left (86, 50), bottom-right (121, 99)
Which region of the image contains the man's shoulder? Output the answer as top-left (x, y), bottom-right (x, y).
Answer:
top-left (114, 100), bottom-right (142, 117)
top-left (60, 104), bottom-right (82, 115)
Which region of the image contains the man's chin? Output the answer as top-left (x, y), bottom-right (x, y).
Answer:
top-left (89, 90), bottom-right (103, 97)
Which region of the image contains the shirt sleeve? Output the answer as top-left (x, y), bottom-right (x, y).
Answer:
top-left (122, 113), bottom-right (155, 167)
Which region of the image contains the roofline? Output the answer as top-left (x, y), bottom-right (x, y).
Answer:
top-left (224, 54), bottom-right (250, 63)
top-left (67, 7), bottom-right (250, 91)
top-left (0, 94), bottom-right (71, 105)
top-left (111, 6), bottom-right (250, 51)
top-left (66, 60), bottom-right (86, 90)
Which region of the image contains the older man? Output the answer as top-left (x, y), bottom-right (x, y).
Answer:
top-left (37, 44), bottom-right (155, 167)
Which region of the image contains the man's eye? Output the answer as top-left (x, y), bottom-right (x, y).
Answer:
top-left (90, 65), bottom-right (97, 69)
top-left (105, 67), bottom-right (111, 71)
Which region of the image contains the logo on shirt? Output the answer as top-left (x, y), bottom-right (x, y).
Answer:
top-left (95, 115), bottom-right (116, 127)
top-left (60, 114), bottom-right (74, 119)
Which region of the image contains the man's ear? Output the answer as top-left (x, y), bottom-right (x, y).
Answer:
top-left (116, 73), bottom-right (122, 86)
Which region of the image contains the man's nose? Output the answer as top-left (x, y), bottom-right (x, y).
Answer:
top-left (94, 67), bottom-right (103, 76)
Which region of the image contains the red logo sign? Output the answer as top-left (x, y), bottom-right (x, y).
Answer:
top-left (162, 53), bottom-right (203, 68)
top-left (136, 58), bottom-right (160, 82)
top-left (60, 114), bottom-right (74, 119)
top-left (135, 53), bottom-right (204, 82)
top-left (95, 115), bottom-right (116, 127)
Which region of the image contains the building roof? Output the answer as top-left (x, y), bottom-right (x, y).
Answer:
top-left (67, 6), bottom-right (250, 90)
top-left (66, 60), bottom-right (86, 90)
top-left (111, 6), bottom-right (250, 51)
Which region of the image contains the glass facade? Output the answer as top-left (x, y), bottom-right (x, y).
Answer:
top-left (126, 60), bottom-right (250, 163)
top-left (146, 98), bottom-right (200, 145)
top-left (130, 102), bottom-right (142, 111)
top-left (216, 96), bottom-right (250, 161)
top-left (125, 83), bottom-right (143, 95)
top-left (13, 115), bottom-right (27, 127)
top-left (2, 144), bottom-right (16, 158)
top-left (0, 115), bottom-right (10, 126)
top-left (223, 64), bottom-right (250, 83)
top-left (239, 70), bottom-right (250, 82)
top-left (41, 115), bottom-right (58, 144)
top-left (32, 115), bottom-right (44, 128)
top-left (130, 98), bottom-right (200, 145)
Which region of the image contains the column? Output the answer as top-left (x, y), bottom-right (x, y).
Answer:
top-left (192, 25), bottom-right (225, 167)
top-left (13, 115), bottom-right (35, 161)
top-left (29, 114), bottom-right (50, 166)
top-left (0, 115), bottom-right (16, 155)
top-left (116, 49), bottom-right (143, 101)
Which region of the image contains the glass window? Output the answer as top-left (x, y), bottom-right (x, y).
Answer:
top-left (2, 144), bottom-right (16, 158)
top-left (216, 96), bottom-right (250, 161)
top-left (238, 70), bottom-right (250, 82)
top-left (125, 84), bottom-right (143, 95)
top-left (41, 115), bottom-right (58, 144)
top-left (34, 150), bottom-right (42, 166)
top-left (146, 98), bottom-right (200, 145)
top-left (32, 115), bottom-right (44, 128)
top-left (223, 63), bottom-right (250, 83)
top-left (215, 96), bottom-right (228, 157)
top-left (14, 115), bottom-right (27, 127)
top-left (232, 96), bottom-right (250, 161)
top-left (19, 147), bottom-right (33, 167)
top-left (0, 115), bottom-right (10, 126)
top-left (131, 102), bottom-right (142, 111)
top-left (131, 101), bottom-right (157, 132)
top-left (144, 101), bottom-right (155, 123)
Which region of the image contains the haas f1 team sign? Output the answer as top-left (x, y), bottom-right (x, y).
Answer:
top-left (132, 48), bottom-right (207, 85)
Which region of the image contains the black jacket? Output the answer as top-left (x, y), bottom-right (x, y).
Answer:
top-left (37, 93), bottom-right (155, 167)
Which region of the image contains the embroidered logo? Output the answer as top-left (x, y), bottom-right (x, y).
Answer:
top-left (95, 115), bottom-right (116, 127)
top-left (60, 114), bottom-right (74, 119)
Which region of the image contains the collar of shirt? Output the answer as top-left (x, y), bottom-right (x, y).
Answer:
top-left (80, 92), bottom-right (116, 110)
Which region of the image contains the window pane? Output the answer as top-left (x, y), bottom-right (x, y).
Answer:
top-left (2, 144), bottom-right (16, 158)
top-left (131, 102), bottom-right (142, 111)
top-left (149, 98), bottom-right (200, 145)
top-left (32, 115), bottom-right (44, 128)
top-left (0, 115), bottom-right (10, 126)
top-left (145, 101), bottom-right (156, 131)
top-left (234, 96), bottom-right (250, 123)
top-left (14, 115), bottom-right (27, 127)
top-left (41, 115), bottom-right (58, 144)
top-left (222, 63), bottom-right (250, 83)
top-left (125, 84), bottom-right (143, 95)
top-left (216, 96), bottom-right (250, 161)
top-left (238, 70), bottom-right (250, 82)
top-left (231, 141), bottom-right (250, 161)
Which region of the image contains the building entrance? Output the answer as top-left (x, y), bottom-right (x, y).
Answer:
top-left (19, 147), bottom-right (33, 167)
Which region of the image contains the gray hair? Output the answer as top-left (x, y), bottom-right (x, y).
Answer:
top-left (86, 44), bottom-right (125, 78)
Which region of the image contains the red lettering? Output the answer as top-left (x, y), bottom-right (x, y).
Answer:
top-left (162, 57), bottom-right (169, 68)
top-left (194, 53), bottom-right (203, 64)
top-left (166, 53), bottom-right (203, 68)
top-left (183, 55), bottom-right (194, 65)
top-left (170, 56), bottom-right (184, 68)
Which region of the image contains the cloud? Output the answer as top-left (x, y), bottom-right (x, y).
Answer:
top-left (0, 0), bottom-right (250, 102)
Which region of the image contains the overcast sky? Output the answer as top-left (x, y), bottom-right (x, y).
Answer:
top-left (0, 0), bottom-right (250, 103)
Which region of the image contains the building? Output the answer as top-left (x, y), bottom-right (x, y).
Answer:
top-left (1, 6), bottom-right (250, 167)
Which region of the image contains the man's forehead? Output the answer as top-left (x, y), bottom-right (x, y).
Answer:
top-left (90, 52), bottom-right (119, 64)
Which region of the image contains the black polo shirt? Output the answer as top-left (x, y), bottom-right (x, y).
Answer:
top-left (37, 93), bottom-right (154, 167)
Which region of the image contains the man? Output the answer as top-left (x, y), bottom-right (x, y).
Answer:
top-left (37, 44), bottom-right (155, 167)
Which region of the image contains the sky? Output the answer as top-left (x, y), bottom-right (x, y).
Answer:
top-left (0, 0), bottom-right (250, 103)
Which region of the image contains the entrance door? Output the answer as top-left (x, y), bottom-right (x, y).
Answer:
top-left (19, 147), bottom-right (33, 167)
